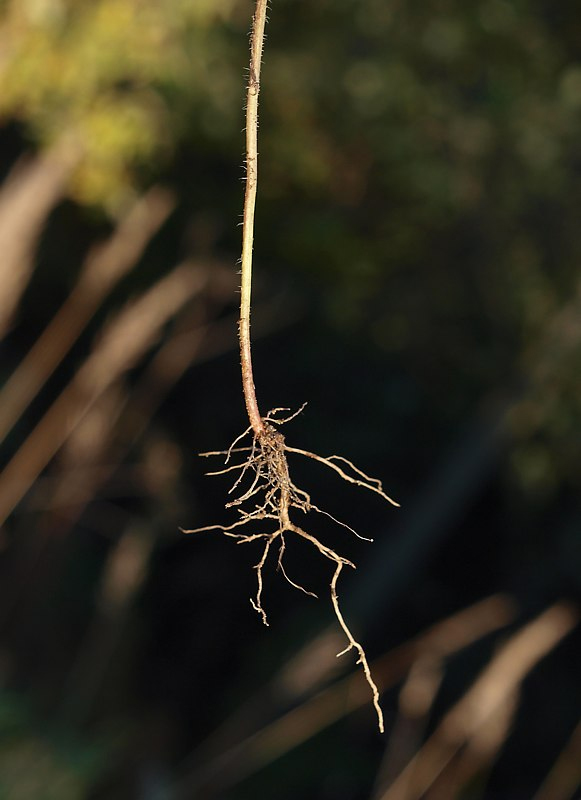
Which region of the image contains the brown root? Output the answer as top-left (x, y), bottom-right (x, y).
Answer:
top-left (182, 409), bottom-right (398, 732)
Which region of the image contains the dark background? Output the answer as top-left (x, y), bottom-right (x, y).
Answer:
top-left (0, 0), bottom-right (580, 797)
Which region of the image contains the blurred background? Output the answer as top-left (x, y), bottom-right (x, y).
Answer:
top-left (0, 0), bottom-right (580, 797)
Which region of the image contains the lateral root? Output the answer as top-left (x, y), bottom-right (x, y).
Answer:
top-left (182, 408), bottom-right (397, 732)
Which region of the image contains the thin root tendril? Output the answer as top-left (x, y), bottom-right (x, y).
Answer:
top-left (182, 409), bottom-right (397, 732)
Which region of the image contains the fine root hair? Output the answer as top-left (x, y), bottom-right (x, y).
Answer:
top-left (183, 408), bottom-right (399, 732)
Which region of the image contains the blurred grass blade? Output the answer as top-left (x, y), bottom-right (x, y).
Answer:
top-left (425, 690), bottom-right (518, 800)
top-left (379, 603), bottom-right (578, 800)
top-left (173, 594), bottom-right (515, 798)
top-left (0, 187), bottom-right (174, 445)
top-left (373, 655), bottom-right (443, 797)
top-left (0, 263), bottom-right (206, 527)
top-left (61, 523), bottom-right (156, 727)
top-left (533, 719), bottom-right (581, 800)
top-left (0, 138), bottom-right (81, 336)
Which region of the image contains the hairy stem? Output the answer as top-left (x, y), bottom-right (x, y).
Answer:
top-left (240, 0), bottom-right (268, 435)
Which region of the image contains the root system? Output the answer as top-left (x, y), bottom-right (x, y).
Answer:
top-left (183, 406), bottom-right (399, 731)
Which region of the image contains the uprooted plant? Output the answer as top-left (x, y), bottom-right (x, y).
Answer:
top-left (182, 0), bottom-right (398, 732)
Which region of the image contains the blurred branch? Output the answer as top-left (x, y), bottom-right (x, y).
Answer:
top-left (36, 268), bottom-right (234, 526)
top-left (0, 186), bottom-right (174, 444)
top-left (60, 522), bottom-right (156, 727)
top-left (533, 719), bottom-right (581, 800)
top-left (379, 603), bottom-right (578, 800)
top-left (0, 263), bottom-right (206, 527)
top-left (372, 655), bottom-right (443, 799)
top-left (424, 690), bottom-right (518, 800)
top-left (173, 594), bottom-right (514, 798)
top-left (0, 137), bottom-right (82, 336)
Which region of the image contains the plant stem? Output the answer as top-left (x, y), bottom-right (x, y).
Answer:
top-left (240, 0), bottom-right (268, 436)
